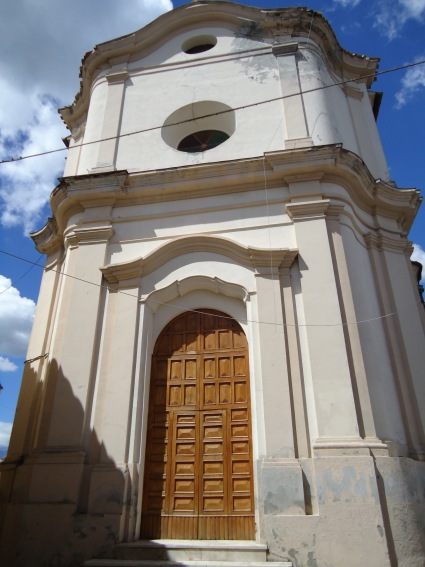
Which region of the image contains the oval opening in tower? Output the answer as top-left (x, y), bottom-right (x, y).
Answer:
top-left (177, 130), bottom-right (229, 153)
top-left (162, 101), bottom-right (235, 153)
top-left (182, 35), bottom-right (217, 55)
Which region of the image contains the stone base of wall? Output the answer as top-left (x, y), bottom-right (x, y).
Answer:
top-left (0, 455), bottom-right (424, 567)
top-left (259, 455), bottom-right (425, 567)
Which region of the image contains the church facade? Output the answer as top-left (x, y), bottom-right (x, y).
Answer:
top-left (1, 2), bottom-right (424, 566)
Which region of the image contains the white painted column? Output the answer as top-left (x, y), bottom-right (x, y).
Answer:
top-left (255, 264), bottom-right (306, 519)
top-left (64, 125), bottom-right (85, 177)
top-left (131, 301), bottom-right (155, 541)
top-left (7, 249), bottom-right (63, 459)
top-left (327, 205), bottom-right (383, 446)
top-left (254, 267), bottom-right (296, 458)
top-left (86, 277), bottom-right (140, 521)
top-left (280, 266), bottom-right (310, 458)
top-left (365, 235), bottom-right (425, 457)
top-left (286, 198), bottom-right (362, 447)
top-left (91, 282), bottom-right (140, 464)
top-left (92, 71), bottom-right (128, 173)
top-left (272, 43), bottom-right (312, 150)
top-left (42, 219), bottom-right (114, 451)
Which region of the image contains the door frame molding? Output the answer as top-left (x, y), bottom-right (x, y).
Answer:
top-left (134, 280), bottom-right (262, 541)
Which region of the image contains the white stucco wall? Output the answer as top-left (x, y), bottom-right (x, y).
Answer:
top-left (2, 5), bottom-right (424, 567)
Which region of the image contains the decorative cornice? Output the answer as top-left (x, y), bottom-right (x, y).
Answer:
top-left (50, 170), bottom-right (127, 230)
top-left (142, 275), bottom-right (250, 313)
top-left (326, 203), bottom-right (345, 220)
top-left (66, 226), bottom-right (114, 248)
top-left (342, 83), bottom-right (364, 100)
top-left (272, 42), bottom-right (298, 57)
top-left (265, 145), bottom-right (420, 233)
top-left (59, 4), bottom-right (380, 130)
top-left (106, 71), bottom-right (129, 85)
top-left (30, 217), bottom-right (63, 256)
top-left (32, 146), bottom-right (420, 253)
top-left (286, 199), bottom-right (330, 221)
top-left (100, 256), bottom-right (143, 284)
top-left (101, 234), bottom-right (298, 283)
top-left (364, 233), bottom-right (413, 254)
top-left (71, 123), bottom-right (85, 143)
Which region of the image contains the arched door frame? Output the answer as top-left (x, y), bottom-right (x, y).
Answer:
top-left (133, 278), bottom-right (263, 541)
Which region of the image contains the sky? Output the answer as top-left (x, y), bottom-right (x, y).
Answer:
top-left (0, 0), bottom-right (424, 454)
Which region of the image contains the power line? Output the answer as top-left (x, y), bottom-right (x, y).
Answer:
top-left (0, 254), bottom-right (44, 295)
top-left (1, 247), bottom-right (421, 329)
top-left (1, 58), bottom-right (424, 166)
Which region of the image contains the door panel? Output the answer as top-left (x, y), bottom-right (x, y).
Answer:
top-left (141, 310), bottom-right (254, 540)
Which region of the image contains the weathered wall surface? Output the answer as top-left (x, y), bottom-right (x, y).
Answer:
top-left (1, 3), bottom-right (424, 567)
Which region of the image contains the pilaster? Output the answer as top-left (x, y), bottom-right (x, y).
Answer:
top-left (272, 43), bottom-right (312, 150)
top-left (90, 278), bottom-right (140, 466)
top-left (286, 197), bottom-right (362, 449)
top-left (365, 234), bottom-right (425, 458)
top-left (92, 71), bottom-right (128, 173)
top-left (40, 220), bottom-right (114, 451)
top-left (279, 266), bottom-right (310, 458)
top-left (326, 205), bottom-right (383, 447)
top-left (254, 264), bottom-right (295, 459)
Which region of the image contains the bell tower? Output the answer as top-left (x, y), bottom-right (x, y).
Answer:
top-left (1, 3), bottom-right (424, 566)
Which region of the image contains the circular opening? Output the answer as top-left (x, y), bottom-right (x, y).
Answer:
top-left (162, 101), bottom-right (235, 154)
top-left (177, 130), bottom-right (230, 153)
top-left (182, 35), bottom-right (217, 55)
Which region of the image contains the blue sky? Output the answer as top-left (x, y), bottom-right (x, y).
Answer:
top-left (0, 0), bottom-right (424, 453)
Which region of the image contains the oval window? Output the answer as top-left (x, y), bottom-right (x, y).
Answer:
top-left (177, 130), bottom-right (229, 153)
top-left (182, 35), bottom-right (217, 55)
top-left (162, 101), bottom-right (235, 153)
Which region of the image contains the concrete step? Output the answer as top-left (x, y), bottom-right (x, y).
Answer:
top-left (84, 540), bottom-right (292, 567)
top-left (116, 540), bottom-right (269, 562)
top-left (85, 561), bottom-right (292, 567)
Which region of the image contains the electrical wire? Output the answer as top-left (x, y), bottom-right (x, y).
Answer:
top-left (0, 254), bottom-right (44, 295)
top-left (1, 59), bottom-right (424, 165)
top-left (1, 247), bottom-right (422, 329)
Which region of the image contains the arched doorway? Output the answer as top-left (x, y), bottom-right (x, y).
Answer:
top-left (141, 309), bottom-right (255, 540)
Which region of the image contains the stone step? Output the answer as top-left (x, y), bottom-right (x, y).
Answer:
top-left (85, 561), bottom-right (292, 567)
top-left (84, 540), bottom-right (292, 567)
top-left (115, 540), bottom-right (269, 562)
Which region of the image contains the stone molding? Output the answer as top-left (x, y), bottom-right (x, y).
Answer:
top-left (364, 233), bottom-right (412, 254)
top-left (342, 83), bottom-right (364, 100)
top-left (59, 4), bottom-right (380, 131)
top-left (142, 275), bottom-right (250, 313)
top-left (66, 225), bottom-right (114, 248)
top-left (272, 42), bottom-right (299, 56)
top-left (32, 146), bottom-right (420, 255)
top-left (23, 451), bottom-right (87, 465)
top-left (71, 123), bottom-right (85, 143)
top-left (105, 71), bottom-right (129, 85)
top-left (325, 203), bottom-right (345, 220)
top-left (286, 199), bottom-right (330, 221)
top-left (313, 437), bottom-right (388, 456)
top-left (30, 217), bottom-right (63, 256)
top-left (101, 234), bottom-right (299, 283)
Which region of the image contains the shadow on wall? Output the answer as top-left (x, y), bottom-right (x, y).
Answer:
top-left (0, 359), bottom-right (131, 567)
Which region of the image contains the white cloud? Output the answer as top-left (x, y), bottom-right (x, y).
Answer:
top-left (399, 0), bottom-right (425, 18)
top-left (0, 357), bottom-right (18, 373)
top-left (0, 422), bottom-right (13, 449)
top-left (395, 59), bottom-right (425, 107)
top-left (412, 243), bottom-right (425, 267)
top-left (0, 0), bottom-right (172, 233)
top-left (333, 0), bottom-right (361, 7)
top-left (0, 276), bottom-right (36, 358)
top-left (373, 0), bottom-right (425, 39)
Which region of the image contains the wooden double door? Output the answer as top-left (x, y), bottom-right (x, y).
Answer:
top-left (141, 310), bottom-right (255, 540)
